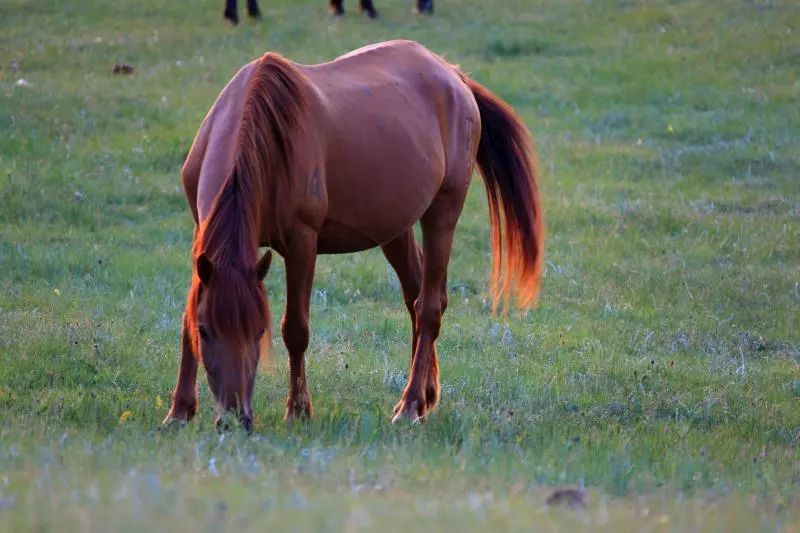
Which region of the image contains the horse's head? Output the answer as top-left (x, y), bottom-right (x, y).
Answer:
top-left (192, 250), bottom-right (272, 431)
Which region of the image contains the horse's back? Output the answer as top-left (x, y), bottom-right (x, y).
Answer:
top-left (300, 41), bottom-right (479, 252)
top-left (304, 40), bottom-right (470, 115)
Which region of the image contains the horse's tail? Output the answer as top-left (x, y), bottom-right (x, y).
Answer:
top-left (463, 75), bottom-right (545, 312)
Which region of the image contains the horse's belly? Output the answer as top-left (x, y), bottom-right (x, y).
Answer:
top-left (317, 167), bottom-right (440, 254)
top-left (316, 220), bottom-right (381, 254)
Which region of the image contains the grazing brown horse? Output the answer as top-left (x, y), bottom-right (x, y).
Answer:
top-left (163, 40), bottom-right (543, 431)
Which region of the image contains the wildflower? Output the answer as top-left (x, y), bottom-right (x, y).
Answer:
top-left (667, 124), bottom-right (674, 134)
top-left (155, 396), bottom-right (163, 409)
top-left (119, 410), bottom-right (133, 423)
top-left (53, 288), bottom-right (61, 296)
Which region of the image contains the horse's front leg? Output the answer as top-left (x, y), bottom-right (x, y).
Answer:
top-left (163, 312), bottom-right (198, 425)
top-left (282, 226), bottom-right (318, 422)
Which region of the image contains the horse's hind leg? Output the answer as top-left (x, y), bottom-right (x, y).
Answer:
top-left (392, 185), bottom-right (468, 422)
top-left (282, 226), bottom-right (318, 422)
top-left (381, 230), bottom-right (423, 362)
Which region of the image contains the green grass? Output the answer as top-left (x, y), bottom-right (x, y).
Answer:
top-left (1, 0), bottom-right (799, 530)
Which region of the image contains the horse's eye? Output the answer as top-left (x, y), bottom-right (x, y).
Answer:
top-left (258, 328), bottom-right (266, 339)
top-left (198, 325), bottom-right (210, 341)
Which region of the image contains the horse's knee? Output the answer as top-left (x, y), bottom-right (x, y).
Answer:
top-left (281, 315), bottom-right (309, 355)
top-left (418, 287), bottom-right (447, 317)
top-left (415, 299), bottom-right (442, 337)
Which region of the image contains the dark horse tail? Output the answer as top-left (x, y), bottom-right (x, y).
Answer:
top-left (463, 75), bottom-right (545, 312)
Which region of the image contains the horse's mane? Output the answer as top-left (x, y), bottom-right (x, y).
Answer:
top-left (186, 53), bottom-right (308, 353)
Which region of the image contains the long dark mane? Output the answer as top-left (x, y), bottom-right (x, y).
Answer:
top-left (186, 53), bottom-right (308, 352)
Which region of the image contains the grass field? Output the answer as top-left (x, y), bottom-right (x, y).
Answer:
top-left (1, 0), bottom-right (799, 530)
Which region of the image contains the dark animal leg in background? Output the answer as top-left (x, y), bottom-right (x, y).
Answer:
top-left (329, 0), bottom-right (345, 16)
top-left (415, 0), bottom-right (434, 14)
top-left (224, 0), bottom-right (239, 24)
top-left (247, 0), bottom-right (261, 18)
top-left (360, 0), bottom-right (379, 18)
top-left (381, 230), bottom-right (423, 364)
top-left (281, 226), bottom-right (318, 422)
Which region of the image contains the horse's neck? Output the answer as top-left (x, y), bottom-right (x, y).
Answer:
top-left (201, 53), bottom-right (311, 253)
top-left (200, 174), bottom-right (262, 272)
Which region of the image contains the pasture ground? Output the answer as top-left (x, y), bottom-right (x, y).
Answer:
top-left (1, 0), bottom-right (799, 530)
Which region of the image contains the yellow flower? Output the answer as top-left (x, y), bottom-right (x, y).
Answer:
top-left (667, 124), bottom-right (674, 134)
top-left (53, 288), bottom-right (61, 296)
top-left (155, 396), bottom-right (163, 409)
top-left (119, 410), bottom-right (133, 423)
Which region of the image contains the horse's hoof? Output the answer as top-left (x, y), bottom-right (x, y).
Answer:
top-left (330, 6), bottom-right (345, 16)
top-left (161, 415), bottom-right (188, 429)
top-left (391, 410), bottom-right (421, 425)
top-left (284, 405), bottom-right (312, 424)
top-left (364, 9), bottom-right (379, 19)
top-left (284, 413), bottom-right (307, 425)
top-left (391, 399), bottom-right (423, 424)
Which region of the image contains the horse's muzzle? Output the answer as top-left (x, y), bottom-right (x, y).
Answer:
top-left (215, 412), bottom-right (253, 433)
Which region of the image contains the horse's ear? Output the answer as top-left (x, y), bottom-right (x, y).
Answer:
top-left (255, 250), bottom-right (272, 281)
top-left (196, 253), bottom-right (214, 285)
